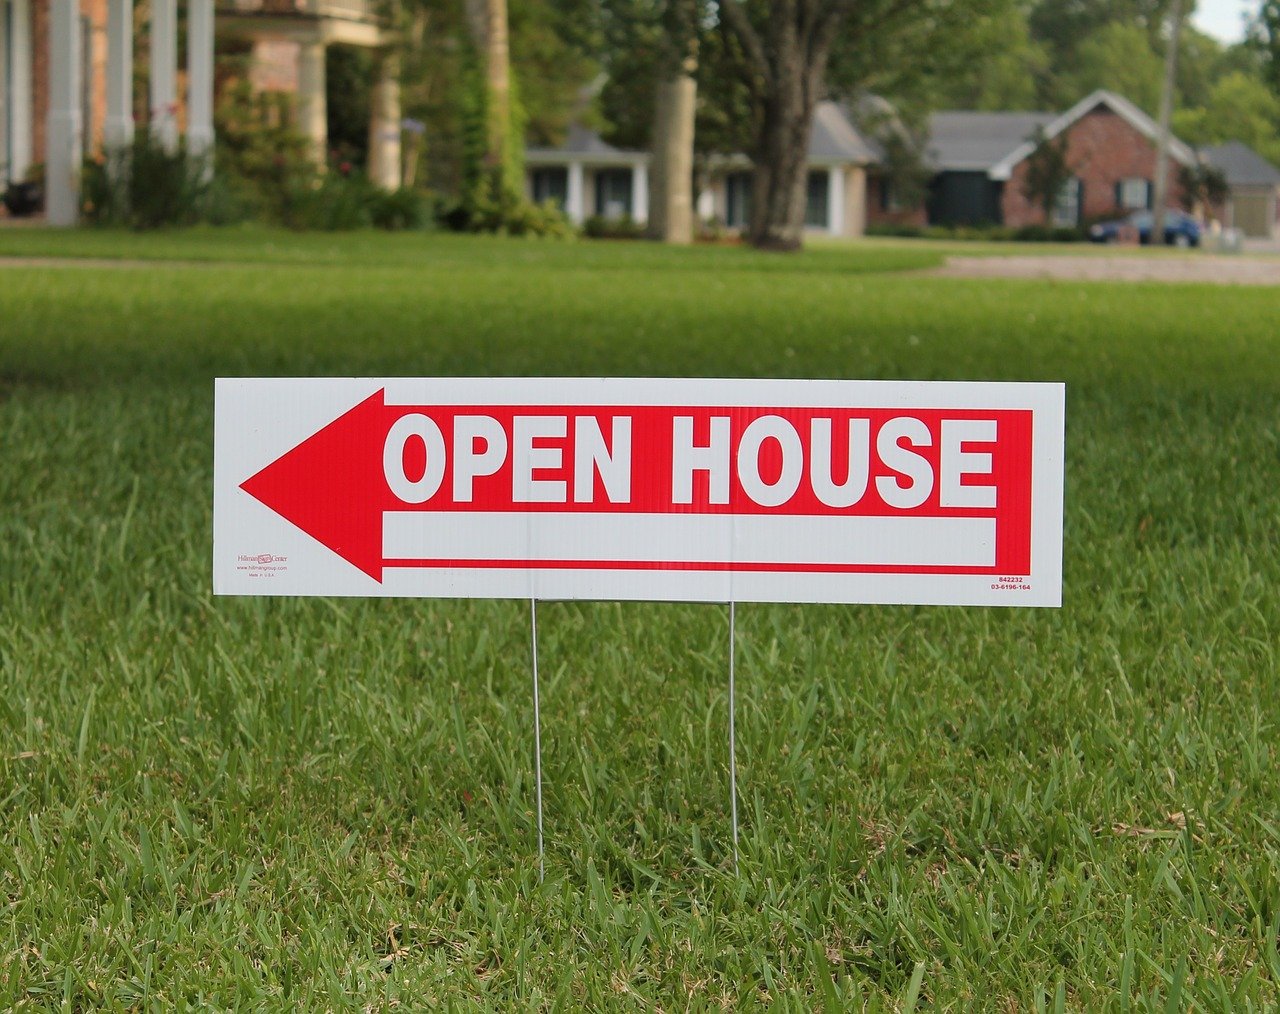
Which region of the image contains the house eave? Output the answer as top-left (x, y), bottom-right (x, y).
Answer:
top-left (525, 150), bottom-right (650, 167)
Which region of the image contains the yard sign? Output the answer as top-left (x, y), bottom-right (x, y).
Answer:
top-left (214, 378), bottom-right (1064, 606)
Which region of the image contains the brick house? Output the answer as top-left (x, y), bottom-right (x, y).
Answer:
top-left (868, 91), bottom-right (1194, 230)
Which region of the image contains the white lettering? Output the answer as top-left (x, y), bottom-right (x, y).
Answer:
top-left (514, 416), bottom-right (567, 503)
top-left (875, 417), bottom-right (934, 509)
top-left (737, 415), bottom-right (803, 507)
top-left (384, 413), bottom-right (446, 504)
top-left (574, 416), bottom-right (632, 503)
top-left (452, 415), bottom-right (508, 503)
top-left (672, 416), bottom-right (730, 504)
top-left (940, 419), bottom-right (997, 508)
top-left (810, 417), bottom-right (871, 508)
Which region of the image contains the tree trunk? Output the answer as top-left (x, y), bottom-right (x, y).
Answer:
top-left (1151, 0), bottom-right (1184, 243)
top-left (465, 0), bottom-right (511, 173)
top-left (648, 59), bottom-right (697, 244)
top-left (748, 59), bottom-right (823, 251)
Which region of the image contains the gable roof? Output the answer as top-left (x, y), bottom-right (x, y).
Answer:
top-left (808, 101), bottom-right (879, 166)
top-left (925, 111), bottom-right (1055, 173)
top-left (525, 101), bottom-right (876, 168)
top-left (526, 124), bottom-right (649, 167)
top-left (989, 90), bottom-right (1195, 180)
top-left (1202, 141), bottom-right (1280, 187)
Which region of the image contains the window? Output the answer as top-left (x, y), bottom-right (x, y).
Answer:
top-left (594, 169), bottom-right (632, 220)
top-left (725, 172), bottom-right (751, 228)
top-left (880, 179), bottom-right (902, 214)
top-left (804, 171), bottom-right (829, 228)
top-left (531, 168), bottom-right (568, 209)
top-left (1116, 177), bottom-right (1151, 210)
top-left (1052, 178), bottom-right (1082, 226)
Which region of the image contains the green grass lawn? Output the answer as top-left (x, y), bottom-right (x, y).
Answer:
top-left (1, 229), bottom-right (1278, 1009)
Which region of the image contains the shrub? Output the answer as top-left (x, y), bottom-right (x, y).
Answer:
top-left (436, 186), bottom-right (571, 238)
top-left (213, 78), bottom-right (315, 224)
top-left (1013, 224), bottom-right (1054, 243)
top-left (282, 172), bottom-right (375, 231)
top-left (370, 187), bottom-right (431, 231)
top-left (697, 216), bottom-right (727, 242)
top-left (583, 214), bottom-right (642, 240)
top-left (81, 130), bottom-right (211, 229)
top-left (865, 222), bottom-right (923, 238)
top-left (502, 199), bottom-right (574, 238)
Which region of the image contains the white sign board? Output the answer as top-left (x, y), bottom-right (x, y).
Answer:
top-left (214, 378), bottom-right (1064, 606)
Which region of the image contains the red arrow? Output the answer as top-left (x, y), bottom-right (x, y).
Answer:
top-left (239, 388), bottom-right (396, 582)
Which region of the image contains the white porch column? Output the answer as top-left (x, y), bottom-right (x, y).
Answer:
top-left (150, 0), bottom-right (178, 152)
top-left (297, 38), bottom-right (327, 167)
top-left (8, 0), bottom-right (33, 182)
top-left (828, 165), bottom-right (845, 237)
top-left (47, 0), bottom-right (82, 225)
top-left (632, 162), bottom-right (648, 224)
top-left (566, 160), bottom-right (585, 224)
top-left (0, 8), bottom-right (7, 180)
top-left (696, 185), bottom-right (714, 220)
top-left (187, 0), bottom-right (215, 163)
top-left (104, 0), bottom-right (134, 152)
top-left (367, 51), bottom-right (401, 189)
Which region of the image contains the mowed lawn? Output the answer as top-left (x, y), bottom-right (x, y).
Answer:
top-left (1, 230), bottom-right (1278, 1009)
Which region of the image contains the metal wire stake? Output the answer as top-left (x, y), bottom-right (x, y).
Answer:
top-left (530, 598), bottom-right (545, 883)
top-left (728, 600), bottom-right (739, 874)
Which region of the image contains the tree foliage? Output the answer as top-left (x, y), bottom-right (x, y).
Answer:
top-left (1021, 128), bottom-right (1073, 219)
top-left (1259, 0), bottom-right (1280, 94)
top-left (394, 0), bottom-right (598, 196)
top-left (1176, 161), bottom-right (1228, 213)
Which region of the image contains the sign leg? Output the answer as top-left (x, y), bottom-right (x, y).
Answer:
top-left (530, 598), bottom-right (545, 882)
top-left (728, 600), bottom-right (739, 873)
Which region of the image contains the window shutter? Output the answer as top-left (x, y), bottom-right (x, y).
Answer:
top-left (1114, 181), bottom-right (1121, 209)
top-left (1145, 180), bottom-right (1153, 210)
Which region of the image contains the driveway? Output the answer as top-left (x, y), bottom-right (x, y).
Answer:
top-left (929, 254), bottom-right (1280, 286)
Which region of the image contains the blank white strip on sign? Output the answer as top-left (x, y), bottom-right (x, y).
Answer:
top-left (384, 513), bottom-right (996, 568)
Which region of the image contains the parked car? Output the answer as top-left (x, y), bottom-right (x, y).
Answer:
top-left (1089, 210), bottom-right (1201, 247)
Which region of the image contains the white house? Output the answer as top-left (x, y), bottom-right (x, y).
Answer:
top-left (526, 124), bottom-right (650, 226)
top-left (525, 100), bottom-right (876, 238)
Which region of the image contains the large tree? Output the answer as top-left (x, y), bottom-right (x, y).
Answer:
top-left (719, 0), bottom-right (996, 250)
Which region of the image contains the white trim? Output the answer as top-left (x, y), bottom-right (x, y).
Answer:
top-left (989, 90), bottom-right (1196, 182)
